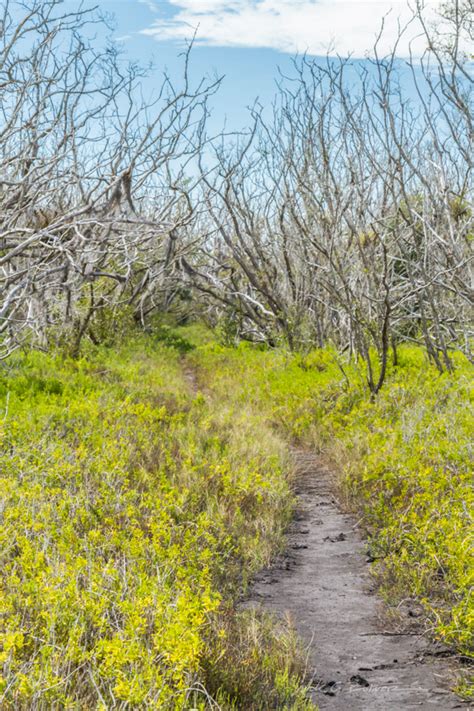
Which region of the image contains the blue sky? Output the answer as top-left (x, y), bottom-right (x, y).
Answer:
top-left (64, 0), bottom-right (441, 132)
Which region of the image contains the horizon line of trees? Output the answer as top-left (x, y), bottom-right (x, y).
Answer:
top-left (1, 0), bottom-right (472, 392)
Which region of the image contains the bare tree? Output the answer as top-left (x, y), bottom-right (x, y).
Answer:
top-left (1, 1), bottom-right (471, 390)
top-left (0, 0), bottom-right (220, 357)
top-left (186, 1), bottom-right (472, 391)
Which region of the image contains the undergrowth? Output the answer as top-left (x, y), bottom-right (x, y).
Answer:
top-left (2, 320), bottom-right (471, 705)
top-left (0, 335), bottom-right (313, 709)
top-left (189, 334), bottom-right (473, 679)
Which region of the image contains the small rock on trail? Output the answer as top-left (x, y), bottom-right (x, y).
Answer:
top-left (243, 449), bottom-right (470, 710)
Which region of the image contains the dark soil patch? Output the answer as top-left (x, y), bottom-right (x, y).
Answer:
top-left (243, 449), bottom-right (470, 710)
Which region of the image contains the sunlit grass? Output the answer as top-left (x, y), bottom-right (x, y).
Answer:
top-left (191, 339), bottom-right (473, 661)
top-left (0, 336), bottom-right (312, 709)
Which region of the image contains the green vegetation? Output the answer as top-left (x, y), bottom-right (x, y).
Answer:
top-left (190, 338), bottom-right (473, 660)
top-left (0, 325), bottom-right (472, 706)
top-left (0, 337), bottom-right (312, 709)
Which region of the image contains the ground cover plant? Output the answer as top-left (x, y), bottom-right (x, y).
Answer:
top-left (189, 334), bottom-right (473, 669)
top-left (0, 336), bottom-right (314, 709)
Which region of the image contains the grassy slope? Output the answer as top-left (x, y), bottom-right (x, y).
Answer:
top-left (0, 337), bottom-right (313, 709)
top-left (188, 334), bottom-right (473, 668)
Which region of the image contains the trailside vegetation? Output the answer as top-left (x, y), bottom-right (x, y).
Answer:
top-left (0, 338), bottom-right (313, 709)
top-left (190, 335), bottom-right (473, 665)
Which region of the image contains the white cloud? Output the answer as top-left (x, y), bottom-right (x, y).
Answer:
top-left (141, 0), bottom-right (441, 57)
top-left (138, 0), bottom-right (161, 12)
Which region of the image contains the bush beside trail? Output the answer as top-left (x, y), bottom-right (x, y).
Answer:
top-left (0, 337), bottom-right (313, 709)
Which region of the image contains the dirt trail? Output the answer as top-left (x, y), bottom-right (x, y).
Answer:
top-left (244, 449), bottom-right (468, 710)
top-left (182, 362), bottom-right (200, 394)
